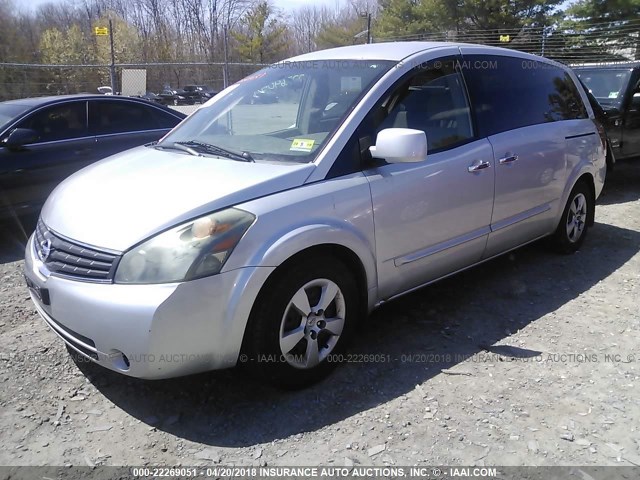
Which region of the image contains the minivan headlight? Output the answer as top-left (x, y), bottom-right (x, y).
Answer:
top-left (115, 208), bottom-right (255, 284)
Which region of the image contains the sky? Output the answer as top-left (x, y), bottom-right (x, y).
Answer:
top-left (21, 0), bottom-right (343, 14)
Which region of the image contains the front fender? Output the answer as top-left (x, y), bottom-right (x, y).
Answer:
top-left (250, 221), bottom-right (377, 292)
top-left (224, 172), bottom-right (377, 309)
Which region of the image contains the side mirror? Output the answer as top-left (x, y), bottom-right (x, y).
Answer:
top-left (630, 92), bottom-right (640, 112)
top-left (369, 128), bottom-right (427, 163)
top-left (2, 128), bottom-right (39, 149)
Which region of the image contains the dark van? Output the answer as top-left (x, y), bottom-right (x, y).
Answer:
top-left (574, 62), bottom-right (640, 161)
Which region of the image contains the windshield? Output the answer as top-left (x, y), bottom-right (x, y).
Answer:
top-left (576, 68), bottom-right (632, 108)
top-left (159, 60), bottom-right (394, 163)
top-left (0, 103), bottom-right (31, 131)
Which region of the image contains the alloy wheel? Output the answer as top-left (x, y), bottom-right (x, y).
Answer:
top-left (566, 192), bottom-right (587, 243)
top-left (279, 278), bottom-right (346, 369)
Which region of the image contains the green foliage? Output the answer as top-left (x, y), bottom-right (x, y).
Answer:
top-left (232, 1), bottom-right (288, 63)
top-left (316, 17), bottom-right (367, 49)
top-left (376, 0), bottom-right (564, 39)
top-left (93, 15), bottom-right (141, 64)
top-left (562, 0), bottom-right (640, 60)
top-left (456, 0), bottom-right (562, 30)
top-left (375, 0), bottom-right (447, 38)
top-left (566, 0), bottom-right (640, 22)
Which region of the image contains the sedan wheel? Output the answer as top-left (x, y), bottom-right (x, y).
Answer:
top-left (242, 256), bottom-right (359, 389)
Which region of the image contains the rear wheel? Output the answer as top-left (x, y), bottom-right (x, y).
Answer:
top-left (551, 180), bottom-right (592, 253)
top-left (242, 256), bottom-right (359, 389)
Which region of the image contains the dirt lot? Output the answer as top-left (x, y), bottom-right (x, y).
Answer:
top-left (0, 161), bottom-right (639, 468)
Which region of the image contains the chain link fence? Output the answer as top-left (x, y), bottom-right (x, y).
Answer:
top-left (1, 20), bottom-right (638, 101)
top-left (377, 19), bottom-right (640, 65)
top-left (0, 62), bottom-right (264, 101)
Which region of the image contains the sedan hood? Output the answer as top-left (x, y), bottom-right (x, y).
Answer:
top-left (41, 146), bottom-right (314, 251)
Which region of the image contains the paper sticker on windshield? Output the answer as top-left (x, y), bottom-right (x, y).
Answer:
top-left (608, 91), bottom-right (619, 98)
top-left (341, 76), bottom-right (362, 92)
top-left (290, 138), bottom-right (315, 152)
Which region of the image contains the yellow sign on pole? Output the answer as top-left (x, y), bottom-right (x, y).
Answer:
top-left (94, 27), bottom-right (109, 36)
top-left (499, 34), bottom-right (510, 42)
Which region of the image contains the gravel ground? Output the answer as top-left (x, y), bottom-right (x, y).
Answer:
top-left (0, 161), bottom-right (639, 468)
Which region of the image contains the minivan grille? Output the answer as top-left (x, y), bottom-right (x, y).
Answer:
top-left (34, 220), bottom-right (119, 282)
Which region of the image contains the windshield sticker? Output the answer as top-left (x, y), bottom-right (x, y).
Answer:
top-left (290, 138), bottom-right (315, 152)
top-left (608, 91), bottom-right (619, 98)
top-left (341, 76), bottom-right (362, 92)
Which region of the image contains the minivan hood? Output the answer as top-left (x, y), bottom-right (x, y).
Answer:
top-left (41, 146), bottom-right (314, 251)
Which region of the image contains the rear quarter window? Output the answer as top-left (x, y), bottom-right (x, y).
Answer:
top-left (461, 55), bottom-right (588, 137)
top-left (149, 107), bottom-right (182, 129)
top-left (90, 100), bottom-right (160, 135)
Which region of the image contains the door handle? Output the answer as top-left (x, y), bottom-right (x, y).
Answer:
top-left (468, 160), bottom-right (491, 172)
top-left (499, 154), bottom-right (519, 164)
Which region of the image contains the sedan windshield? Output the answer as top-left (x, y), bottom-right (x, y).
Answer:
top-left (159, 60), bottom-right (394, 163)
top-left (0, 103), bottom-right (31, 131)
top-left (576, 68), bottom-right (632, 108)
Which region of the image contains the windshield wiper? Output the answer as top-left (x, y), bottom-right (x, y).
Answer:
top-left (176, 140), bottom-right (254, 162)
top-left (154, 142), bottom-right (202, 156)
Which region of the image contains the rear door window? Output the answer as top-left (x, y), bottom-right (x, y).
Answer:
top-left (89, 100), bottom-right (163, 135)
top-left (461, 55), bottom-right (587, 137)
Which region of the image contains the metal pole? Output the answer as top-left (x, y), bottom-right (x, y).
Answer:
top-left (109, 19), bottom-right (116, 94)
top-left (367, 13), bottom-right (371, 44)
top-left (541, 25), bottom-right (546, 57)
top-left (223, 25), bottom-right (229, 89)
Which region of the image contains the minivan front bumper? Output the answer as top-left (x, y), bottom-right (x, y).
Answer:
top-left (24, 234), bottom-right (274, 379)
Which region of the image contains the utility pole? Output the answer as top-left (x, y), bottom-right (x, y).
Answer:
top-left (223, 25), bottom-right (229, 89)
top-left (109, 19), bottom-right (116, 94)
top-left (355, 12), bottom-right (372, 44)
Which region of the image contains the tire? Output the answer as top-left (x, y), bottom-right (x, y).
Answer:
top-left (173, 99), bottom-right (179, 106)
top-left (241, 256), bottom-right (360, 389)
top-left (551, 180), bottom-right (593, 254)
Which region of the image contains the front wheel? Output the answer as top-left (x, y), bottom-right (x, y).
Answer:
top-left (551, 180), bottom-right (593, 253)
top-left (241, 256), bottom-right (360, 389)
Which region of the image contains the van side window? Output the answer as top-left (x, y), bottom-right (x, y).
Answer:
top-left (547, 72), bottom-right (589, 121)
top-left (462, 55), bottom-right (588, 137)
top-left (376, 60), bottom-right (473, 152)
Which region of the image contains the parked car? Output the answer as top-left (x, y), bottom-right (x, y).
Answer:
top-left (574, 62), bottom-right (640, 160)
top-left (25, 43), bottom-right (606, 389)
top-left (157, 89), bottom-right (190, 106)
top-left (577, 82), bottom-right (616, 171)
top-left (182, 85), bottom-right (217, 104)
top-left (0, 94), bottom-right (185, 219)
top-left (135, 92), bottom-right (163, 104)
top-left (250, 87), bottom-right (279, 104)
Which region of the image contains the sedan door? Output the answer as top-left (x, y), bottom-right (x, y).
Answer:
top-left (89, 99), bottom-right (182, 158)
top-left (0, 100), bottom-right (94, 218)
top-left (362, 58), bottom-right (495, 299)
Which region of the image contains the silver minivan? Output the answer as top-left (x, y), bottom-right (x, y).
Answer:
top-left (24, 42), bottom-right (606, 388)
